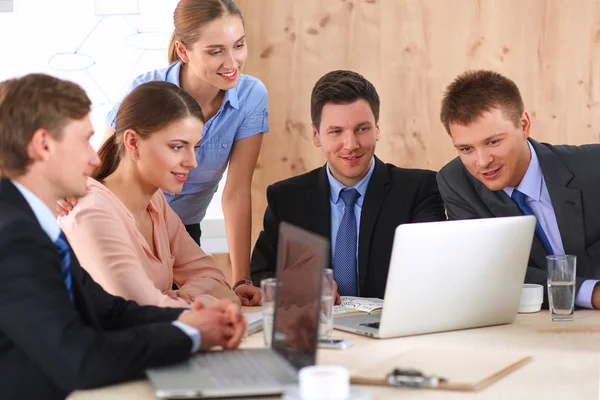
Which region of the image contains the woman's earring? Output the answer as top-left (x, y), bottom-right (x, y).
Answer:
top-left (130, 154), bottom-right (139, 161)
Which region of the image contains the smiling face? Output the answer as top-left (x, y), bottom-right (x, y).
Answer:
top-left (449, 107), bottom-right (532, 191)
top-left (178, 15), bottom-right (247, 91)
top-left (132, 116), bottom-right (203, 194)
top-left (312, 99), bottom-right (380, 187)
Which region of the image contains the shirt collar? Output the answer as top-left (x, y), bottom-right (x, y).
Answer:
top-left (327, 157), bottom-right (376, 206)
top-left (11, 180), bottom-right (61, 242)
top-left (167, 62), bottom-right (183, 86)
top-left (502, 141), bottom-right (543, 201)
top-left (223, 84), bottom-right (240, 110)
top-left (171, 62), bottom-right (240, 110)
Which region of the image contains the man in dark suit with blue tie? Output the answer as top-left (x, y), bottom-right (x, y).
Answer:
top-left (436, 69), bottom-right (600, 309)
top-left (250, 70), bottom-right (446, 300)
top-left (0, 74), bottom-right (246, 400)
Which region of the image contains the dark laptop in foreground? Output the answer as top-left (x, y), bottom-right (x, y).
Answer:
top-left (334, 216), bottom-right (536, 339)
top-left (147, 222), bottom-right (329, 398)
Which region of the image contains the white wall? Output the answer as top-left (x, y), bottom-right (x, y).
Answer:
top-left (0, 0), bottom-right (227, 251)
top-left (0, 1), bottom-right (13, 12)
top-left (0, 1), bottom-right (178, 143)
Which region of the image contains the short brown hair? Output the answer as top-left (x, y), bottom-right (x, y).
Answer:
top-left (93, 81), bottom-right (205, 181)
top-left (311, 70), bottom-right (380, 130)
top-left (168, 0), bottom-right (244, 64)
top-left (0, 74), bottom-right (91, 177)
top-left (440, 70), bottom-right (525, 135)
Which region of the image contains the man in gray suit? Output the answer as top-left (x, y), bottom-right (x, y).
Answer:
top-left (437, 69), bottom-right (600, 309)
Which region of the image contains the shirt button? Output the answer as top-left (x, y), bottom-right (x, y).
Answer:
top-left (222, 143), bottom-right (228, 148)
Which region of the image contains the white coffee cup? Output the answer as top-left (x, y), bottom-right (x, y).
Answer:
top-left (299, 365), bottom-right (350, 400)
top-left (518, 283), bottom-right (543, 313)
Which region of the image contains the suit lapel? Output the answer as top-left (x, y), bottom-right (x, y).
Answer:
top-left (0, 180), bottom-right (66, 275)
top-left (0, 180), bottom-right (99, 324)
top-left (533, 140), bottom-right (585, 263)
top-left (471, 158), bottom-right (550, 266)
top-left (0, 179), bottom-right (39, 222)
top-left (312, 166), bottom-right (333, 268)
top-left (473, 175), bottom-right (521, 218)
top-left (358, 157), bottom-right (390, 291)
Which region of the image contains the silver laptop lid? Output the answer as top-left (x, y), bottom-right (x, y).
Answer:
top-left (271, 222), bottom-right (329, 370)
top-left (378, 215), bottom-right (535, 338)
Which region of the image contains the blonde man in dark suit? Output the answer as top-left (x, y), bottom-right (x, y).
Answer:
top-left (437, 69), bottom-right (600, 309)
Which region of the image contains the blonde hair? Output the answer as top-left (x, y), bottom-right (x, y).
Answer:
top-left (440, 70), bottom-right (524, 135)
top-left (168, 0), bottom-right (244, 64)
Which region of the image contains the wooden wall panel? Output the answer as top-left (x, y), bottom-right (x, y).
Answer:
top-left (236, 0), bottom-right (600, 245)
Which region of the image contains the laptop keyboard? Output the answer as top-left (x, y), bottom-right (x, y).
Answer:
top-left (192, 350), bottom-right (288, 388)
top-left (360, 321), bottom-right (380, 329)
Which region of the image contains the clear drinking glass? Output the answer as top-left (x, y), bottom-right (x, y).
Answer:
top-left (546, 255), bottom-right (576, 322)
top-left (319, 269), bottom-right (334, 340)
top-left (260, 278), bottom-right (277, 346)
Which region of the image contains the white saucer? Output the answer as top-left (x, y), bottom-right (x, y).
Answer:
top-left (283, 387), bottom-right (371, 400)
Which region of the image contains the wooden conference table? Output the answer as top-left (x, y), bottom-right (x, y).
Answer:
top-left (69, 310), bottom-right (600, 400)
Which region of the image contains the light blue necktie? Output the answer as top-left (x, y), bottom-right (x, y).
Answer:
top-left (511, 189), bottom-right (554, 256)
top-left (54, 231), bottom-right (74, 303)
top-left (333, 188), bottom-right (361, 296)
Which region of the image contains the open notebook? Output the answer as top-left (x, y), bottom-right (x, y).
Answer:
top-left (333, 296), bottom-right (383, 317)
top-left (246, 297), bottom-right (383, 333)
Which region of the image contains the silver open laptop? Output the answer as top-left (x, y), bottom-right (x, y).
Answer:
top-left (334, 216), bottom-right (536, 339)
top-left (147, 222), bottom-right (329, 398)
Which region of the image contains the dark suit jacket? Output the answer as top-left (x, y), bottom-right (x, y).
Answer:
top-left (0, 179), bottom-right (193, 400)
top-left (251, 157), bottom-right (446, 298)
top-left (437, 139), bottom-right (600, 306)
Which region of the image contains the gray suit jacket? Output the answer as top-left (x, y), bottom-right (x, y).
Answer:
top-left (437, 138), bottom-right (600, 306)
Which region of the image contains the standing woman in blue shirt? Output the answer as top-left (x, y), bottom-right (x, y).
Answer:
top-left (59, 0), bottom-right (265, 305)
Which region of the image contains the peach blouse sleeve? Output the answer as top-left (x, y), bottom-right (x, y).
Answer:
top-left (59, 189), bottom-right (226, 308)
top-left (157, 192), bottom-right (231, 297)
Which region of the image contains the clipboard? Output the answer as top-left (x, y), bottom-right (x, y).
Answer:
top-left (350, 348), bottom-right (532, 391)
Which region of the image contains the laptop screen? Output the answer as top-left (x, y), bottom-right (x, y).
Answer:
top-left (271, 222), bottom-right (329, 370)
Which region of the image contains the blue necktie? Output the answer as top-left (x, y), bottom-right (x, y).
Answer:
top-left (333, 188), bottom-right (361, 296)
top-left (511, 189), bottom-right (554, 255)
top-left (55, 232), bottom-right (74, 303)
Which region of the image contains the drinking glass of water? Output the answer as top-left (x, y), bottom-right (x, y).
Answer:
top-left (546, 255), bottom-right (576, 322)
top-left (261, 278), bottom-right (277, 346)
top-left (319, 269), bottom-right (334, 340)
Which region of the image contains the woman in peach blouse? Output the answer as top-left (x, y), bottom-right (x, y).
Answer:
top-left (59, 81), bottom-right (243, 308)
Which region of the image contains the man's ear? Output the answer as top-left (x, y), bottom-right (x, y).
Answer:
top-left (375, 122), bottom-right (380, 141)
top-left (175, 41), bottom-right (190, 63)
top-left (312, 124), bottom-right (321, 147)
top-left (520, 111), bottom-right (531, 140)
top-left (27, 128), bottom-right (53, 162)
